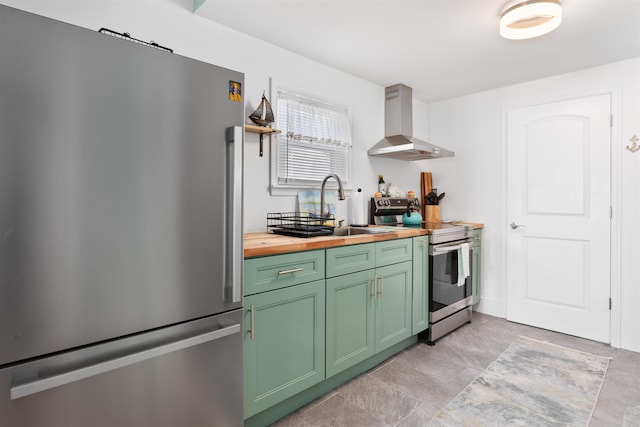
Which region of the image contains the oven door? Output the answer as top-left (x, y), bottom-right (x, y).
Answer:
top-left (429, 240), bottom-right (473, 322)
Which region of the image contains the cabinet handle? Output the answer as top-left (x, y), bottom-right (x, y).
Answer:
top-left (378, 274), bottom-right (384, 298)
top-left (372, 276), bottom-right (378, 299)
top-left (277, 267), bottom-right (304, 276)
top-left (248, 304), bottom-right (255, 340)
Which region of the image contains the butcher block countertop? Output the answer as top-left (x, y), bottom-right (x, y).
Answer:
top-left (244, 222), bottom-right (483, 258)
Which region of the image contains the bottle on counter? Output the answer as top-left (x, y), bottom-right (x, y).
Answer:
top-left (378, 175), bottom-right (386, 196)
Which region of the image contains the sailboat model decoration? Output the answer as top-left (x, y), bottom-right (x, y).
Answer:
top-left (249, 92), bottom-right (275, 126)
top-left (248, 92), bottom-right (276, 157)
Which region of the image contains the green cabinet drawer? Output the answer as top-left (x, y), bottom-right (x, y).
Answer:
top-left (244, 250), bottom-right (325, 296)
top-left (472, 229), bottom-right (482, 247)
top-left (326, 243), bottom-right (376, 278)
top-left (244, 279), bottom-right (325, 418)
top-left (375, 238), bottom-right (412, 267)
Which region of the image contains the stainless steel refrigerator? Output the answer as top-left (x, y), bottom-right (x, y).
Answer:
top-left (0, 5), bottom-right (244, 426)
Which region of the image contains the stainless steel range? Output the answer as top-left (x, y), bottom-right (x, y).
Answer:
top-left (369, 196), bottom-right (420, 225)
top-left (427, 223), bottom-right (474, 344)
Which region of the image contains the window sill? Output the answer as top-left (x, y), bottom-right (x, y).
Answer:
top-left (270, 185), bottom-right (353, 197)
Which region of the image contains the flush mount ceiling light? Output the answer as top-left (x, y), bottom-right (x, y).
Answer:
top-left (500, 0), bottom-right (562, 40)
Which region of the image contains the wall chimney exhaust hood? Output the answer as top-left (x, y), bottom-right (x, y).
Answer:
top-left (368, 84), bottom-right (454, 161)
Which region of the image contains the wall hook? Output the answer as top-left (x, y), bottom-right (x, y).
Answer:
top-left (626, 135), bottom-right (640, 153)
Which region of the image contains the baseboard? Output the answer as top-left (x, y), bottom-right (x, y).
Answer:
top-left (474, 297), bottom-right (504, 318)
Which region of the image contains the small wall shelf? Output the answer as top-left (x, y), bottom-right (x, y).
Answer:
top-left (245, 124), bottom-right (281, 135)
top-left (245, 125), bottom-right (281, 157)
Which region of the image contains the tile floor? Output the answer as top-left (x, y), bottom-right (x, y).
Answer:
top-left (272, 312), bottom-right (640, 426)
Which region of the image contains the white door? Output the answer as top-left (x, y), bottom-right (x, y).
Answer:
top-left (506, 94), bottom-right (611, 343)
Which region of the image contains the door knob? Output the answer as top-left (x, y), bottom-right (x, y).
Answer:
top-left (510, 222), bottom-right (525, 230)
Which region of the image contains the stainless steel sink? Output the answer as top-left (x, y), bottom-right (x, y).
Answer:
top-left (333, 227), bottom-right (395, 236)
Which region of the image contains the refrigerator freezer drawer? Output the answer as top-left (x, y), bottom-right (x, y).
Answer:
top-left (0, 310), bottom-right (243, 427)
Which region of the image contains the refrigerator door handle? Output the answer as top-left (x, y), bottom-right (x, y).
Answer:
top-left (10, 323), bottom-right (241, 400)
top-left (226, 126), bottom-right (243, 303)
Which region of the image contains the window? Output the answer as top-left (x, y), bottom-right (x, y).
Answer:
top-left (270, 85), bottom-right (351, 194)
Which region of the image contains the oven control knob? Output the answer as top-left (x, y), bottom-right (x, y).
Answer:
top-left (377, 200), bottom-right (384, 206)
top-left (384, 199), bottom-right (390, 206)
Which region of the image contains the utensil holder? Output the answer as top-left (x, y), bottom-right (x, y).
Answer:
top-left (425, 206), bottom-right (441, 223)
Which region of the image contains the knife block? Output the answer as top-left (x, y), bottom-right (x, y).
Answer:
top-left (424, 206), bottom-right (441, 223)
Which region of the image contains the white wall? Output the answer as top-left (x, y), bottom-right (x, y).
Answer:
top-left (3, 1), bottom-right (638, 351)
top-left (0, 0), bottom-right (435, 233)
top-left (427, 58), bottom-right (640, 352)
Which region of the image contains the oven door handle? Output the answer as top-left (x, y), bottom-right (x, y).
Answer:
top-left (429, 240), bottom-right (472, 255)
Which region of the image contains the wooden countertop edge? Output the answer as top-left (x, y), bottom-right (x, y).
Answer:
top-left (244, 223), bottom-right (483, 258)
top-left (244, 229), bottom-right (424, 258)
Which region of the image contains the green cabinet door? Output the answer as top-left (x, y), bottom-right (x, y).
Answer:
top-left (326, 260), bottom-right (412, 377)
top-left (375, 261), bottom-right (412, 352)
top-left (326, 270), bottom-right (375, 377)
top-left (412, 236), bottom-right (429, 334)
top-left (244, 280), bottom-right (325, 418)
top-left (472, 229), bottom-right (482, 305)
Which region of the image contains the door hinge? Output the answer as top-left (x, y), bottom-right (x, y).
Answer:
top-left (609, 297), bottom-right (612, 310)
top-left (610, 114), bottom-right (613, 127)
top-left (609, 206), bottom-right (612, 219)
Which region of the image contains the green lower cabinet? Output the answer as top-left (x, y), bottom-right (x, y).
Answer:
top-left (325, 270), bottom-right (375, 377)
top-left (326, 261), bottom-right (412, 378)
top-left (375, 261), bottom-right (413, 351)
top-left (244, 280), bottom-right (325, 419)
top-left (472, 229), bottom-right (482, 305)
top-left (412, 236), bottom-right (429, 334)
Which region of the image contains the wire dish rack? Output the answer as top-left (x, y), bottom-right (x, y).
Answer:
top-left (267, 212), bottom-right (335, 238)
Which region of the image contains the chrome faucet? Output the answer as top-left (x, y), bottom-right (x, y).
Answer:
top-left (320, 174), bottom-right (345, 219)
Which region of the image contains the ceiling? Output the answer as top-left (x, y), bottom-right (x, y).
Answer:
top-left (193, 0), bottom-right (640, 103)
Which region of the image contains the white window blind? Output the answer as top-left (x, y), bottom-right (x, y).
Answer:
top-left (273, 87), bottom-right (351, 188)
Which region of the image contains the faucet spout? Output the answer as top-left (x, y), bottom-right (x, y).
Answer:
top-left (320, 174), bottom-right (345, 219)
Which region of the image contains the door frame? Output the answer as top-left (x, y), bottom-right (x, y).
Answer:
top-left (501, 86), bottom-right (623, 348)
